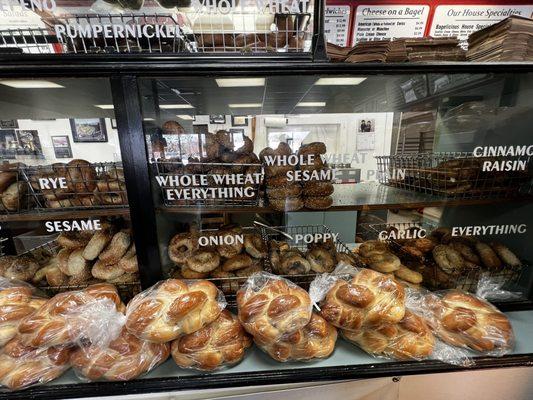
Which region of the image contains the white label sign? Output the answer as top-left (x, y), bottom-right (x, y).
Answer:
top-left (325, 5), bottom-right (351, 46)
top-left (430, 5), bottom-right (533, 44)
top-left (353, 5), bottom-right (429, 43)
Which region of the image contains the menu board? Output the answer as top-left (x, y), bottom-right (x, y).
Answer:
top-left (325, 5), bottom-right (351, 46)
top-left (353, 4), bottom-right (429, 43)
top-left (430, 5), bottom-right (533, 43)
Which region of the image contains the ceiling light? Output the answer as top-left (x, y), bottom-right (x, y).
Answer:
top-left (143, 118), bottom-right (155, 121)
top-left (229, 103), bottom-right (262, 108)
top-left (296, 102), bottom-right (326, 107)
top-left (160, 104), bottom-right (194, 109)
top-left (216, 78), bottom-right (265, 87)
top-left (315, 77), bottom-right (367, 86)
top-left (95, 104), bottom-right (114, 109)
top-left (177, 115), bottom-right (194, 120)
top-left (0, 80), bottom-right (64, 88)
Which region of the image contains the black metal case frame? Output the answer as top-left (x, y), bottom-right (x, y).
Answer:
top-left (0, 59), bottom-right (533, 399)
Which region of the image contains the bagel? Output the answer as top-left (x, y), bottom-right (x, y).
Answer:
top-left (216, 230), bottom-right (244, 259)
top-left (204, 133), bottom-right (221, 159)
top-left (490, 242), bottom-right (521, 268)
top-left (266, 174), bottom-right (292, 187)
top-left (3, 256), bottom-right (39, 282)
top-left (449, 241), bottom-right (480, 265)
top-left (259, 142), bottom-right (292, 161)
top-left (393, 265), bottom-right (423, 284)
top-left (266, 184), bottom-right (302, 199)
top-left (401, 245), bottom-right (424, 259)
top-left (1, 182), bottom-right (24, 211)
top-left (244, 234), bottom-right (268, 259)
top-left (475, 242), bottom-right (502, 270)
top-left (82, 230), bottom-right (113, 261)
top-left (168, 233), bottom-right (198, 264)
top-left (304, 196), bottom-right (333, 210)
top-left (269, 197), bottom-right (303, 212)
top-left (280, 253), bottom-right (311, 275)
top-left (298, 142), bottom-right (327, 156)
top-left (98, 231), bottom-right (131, 265)
top-left (265, 164), bottom-right (294, 178)
top-left (222, 254), bottom-right (254, 272)
top-left (0, 168), bottom-right (16, 193)
top-left (187, 249), bottom-right (220, 273)
top-left (66, 249), bottom-right (90, 276)
top-left (358, 241), bottom-right (388, 257)
top-left (57, 232), bottom-right (91, 249)
top-left (56, 248), bottom-right (73, 275)
top-left (432, 245), bottom-right (464, 274)
top-left (65, 159), bottom-right (97, 194)
top-left (235, 263), bottom-right (263, 278)
top-left (299, 156), bottom-right (326, 172)
top-left (118, 245), bottom-right (138, 273)
top-left (91, 260), bottom-right (125, 281)
top-left (235, 135), bottom-right (254, 154)
top-left (45, 265), bottom-right (69, 286)
top-left (336, 252), bottom-right (360, 268)
top-left (366, 253), bottom-right (401, 273)
top-left (302, 181), bottom-right (334, 196)
top-left (306, 248), bottom-right (335, 273)
top-left (411, 237), bottom-right (438, 253)
top-left (214, 130), bottom-right (233, 150)
top-left (180, 265), bottom-right (209, 279)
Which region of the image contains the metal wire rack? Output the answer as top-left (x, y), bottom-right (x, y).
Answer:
top-left (363, 222), bottom-right (524, 293)
top-left (375, 152), bottom-right (532, 200)
top-left (154, 161), bottom-right (263, 208)
top-left (23, 162), bottom-right (128, 211)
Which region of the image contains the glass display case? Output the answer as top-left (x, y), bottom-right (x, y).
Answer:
top-left (0, 78), bottom-right (141, 301)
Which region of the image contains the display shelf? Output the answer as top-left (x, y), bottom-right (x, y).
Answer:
top-left (155, 182), bottom-right (529, 214)
top-left (2, 310), bottom-right (532, 400)
top-left (0, 208), bottom-right (130, 222)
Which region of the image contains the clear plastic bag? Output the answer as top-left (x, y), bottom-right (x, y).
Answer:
top-left (71, 327), bottom-right (170, 381)
top-left (254, 313), bottom-right (337, 362)
top-left (125, 279), bottom-right (226, 343)
top-left (476, 272), bottom-right (522, 301)
top-left (0, 277), bottom-right (48, 348)
top-left (309, 264), bottom-right (406, 332)
top-left (423, 289), bottom-right (514, 356)
top-left (236, 272), bottom-right (313, 342)
top-left (171, 310), bottom-right (251, 371)
top-left (0, 337), bottom-right (72, 390)
top-left (18, 283), bottom-right (125, 348)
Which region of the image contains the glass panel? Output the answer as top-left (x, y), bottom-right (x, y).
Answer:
top-left (139, 73), bottom-right (533, 303)
top-left (0, 78), bottom-right (139, 299)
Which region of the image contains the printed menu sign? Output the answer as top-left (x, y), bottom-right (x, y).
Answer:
top-left (430, 5), bottom-right (533, 43)
top-left (325, 5), bottom-right (351, 46)
top-left (353, 4), bottom-right (429, 43)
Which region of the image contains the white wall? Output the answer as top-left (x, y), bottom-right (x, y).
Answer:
top-left (254, 112), bottom-right (394, 182)
top-left (14, 118), bottom-right (121, 165)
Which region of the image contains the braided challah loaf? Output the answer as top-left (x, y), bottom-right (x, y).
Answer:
top-left (320, 268), bottom-right (405, 331)
top-left (0, 286), bottom-right (46, 347)
top-left (428, 291), bottom-right (513, 353)
top-left (17, 283), bottom-right (124, 348)
top-left (70, 327), bottom-right (170, 381)
top-left (342, 310), bottom-right (435, 360)
top-left (237, 273), bottom-right (312, 342)
top-left (125, 279), bottom-right (224, 342)
top-left (171, 310), bottom-right (251, 370)
top-left (255, 313), bottom-right (337, 362)
top-left (0, 338), bottom-right (72, 390)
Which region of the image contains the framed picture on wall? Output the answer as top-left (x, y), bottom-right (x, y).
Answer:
top-left (16, 130), bottom-right (43, 156)
top-left (0, 130), bottom-right (17, 159)
top-left (209, 115), bottom-right (226, 124)
top-left (0, 120), bottom-right (18, 129)
top-left (70, 118), bottom-right (108, 143)
top-left (51, 136), bottom-right (73, 159)
top-left (231, 115), bottom-right (248, 127)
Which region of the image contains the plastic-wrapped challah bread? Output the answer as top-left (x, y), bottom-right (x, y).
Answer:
top-left (254, 313), bottom-right (337, 362)
top-left (171, 310), bottom-right (251, 370)
top-left (70, 327), bottom-right (170, 381)
top-left (424, 289), bottom-right (514, 355)
top-left (236, 272), bottom-right (313, 343)
top-left (0, 337), bottom-right (72, 390)
top-left (125, 279), bottom-right (225, 342)
top-left (0, 278), bottom-right (47, 347)
top-left (17, 283), bottom-right (125, 348)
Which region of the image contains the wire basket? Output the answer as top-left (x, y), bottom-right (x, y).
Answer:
top-left (23, 162), bottom-right (128, 211)
top-left (154, 161), bottom-right (263, 208)
top-left (375, 152), bottom-right (532, 199)
top-left (263, 224), bottom-right (361, 290)
top-left (363, 222), bottom-right (525, 293)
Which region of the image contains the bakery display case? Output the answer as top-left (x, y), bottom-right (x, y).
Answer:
top-left (0, 0), bottom-right (533, 397)
top-left (0, 78), bottom-right (140, 300)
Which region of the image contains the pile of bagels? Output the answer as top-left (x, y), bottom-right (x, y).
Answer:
top-left (0, 260), bottom-right (515, 390)
top-left (0, 226), bottom-right (139, 289)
